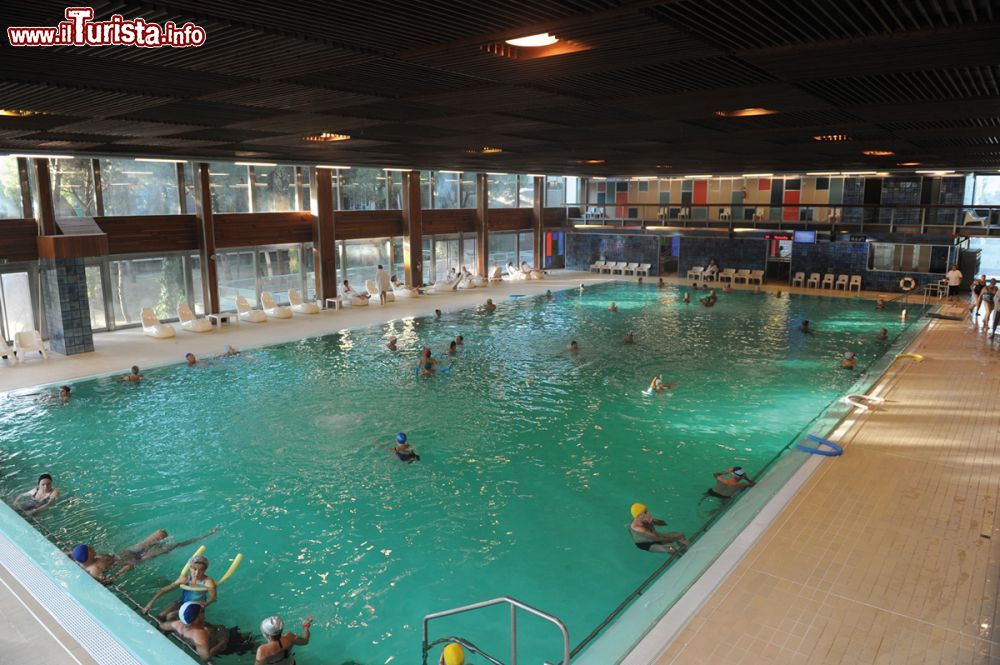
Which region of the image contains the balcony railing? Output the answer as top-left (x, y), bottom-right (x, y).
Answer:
top-left (567, 203), bottom-right (1000, 235)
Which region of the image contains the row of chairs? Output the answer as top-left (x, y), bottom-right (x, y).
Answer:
top-left (792, 272), bottom-right (862, 292)
top-left (687, 266), bottom-right (764, 285)
top-left (590, 261), bottom-right (651, 276)
top-left (0, 331), bottom-right (48, 365)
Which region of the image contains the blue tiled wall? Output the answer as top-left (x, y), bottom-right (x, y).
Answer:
top-left (880, 176), bottom-right (921, 225)
top-left (678, 237), bottom-right (766, 274)
top-left (566, 233), bottom-right (661, 273)
top-left (41, 258), bottom-right (94, 355)
top-left (928, 176), bottom-right (967, 226)
top-left (841, 177), bottom-right (865, 225)
top-left (790, 241), bottom-right (946, 292)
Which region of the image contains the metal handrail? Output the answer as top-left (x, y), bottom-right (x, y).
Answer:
top-left (422, 596), bottom-right (570, 665)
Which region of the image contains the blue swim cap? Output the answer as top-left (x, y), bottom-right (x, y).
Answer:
top-left (72, 544), bottom-right (89, 563)
top-left (179, 602), bottom-right (201, 625)
top-left (396, 432), bottom-right (407, 444)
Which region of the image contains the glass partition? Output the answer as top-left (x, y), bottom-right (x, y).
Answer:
top-left (208, 162), bottom-right (250, 213)
top-left (518, 230), bottom-right (535, 267)
top-left (258, 246), bottom-right (303, 303)
top-left (460, 172), bottom-right (478, 208)
top-left (109, 255), bottom-right (187, 325)
top-left (392, 237), bottom-right (405, 281)
top-left (216, 250), bottom-right (258, 308)
top-left (50, 157), bottom-right (97, 217)
top-left (100, 158), bottom-right (180, 215)
top-left (546, 176), bottom-right (566, 208)
top-left (488, 232), bottom-right (517, 269)
top-left (422, 237), bottom-right (433, 283)
top-left (488, 174), bottom-right (517, 208)
top-left (342, 238), bottom-right (390, 292)
top-left (0, 271), bottom-right (36, 342)
top-left (518, 175), bottom-right (535, 207)
top-left (433, 235), bottom-right (461, 280)
top-left (341, 167), bottom-right (387, 210)
top-left (462, 234), bottom-right (477, 272)
top-left (387, 172), bottom-right (403, 210)
top-left (867, 243), bottom-right (950, 273)
top-left (253, 165), bottom-right (298, 212)
top-left (434, 172), bottom-right (460, 209)
top-left (0, 156), bottom-right (24, 218)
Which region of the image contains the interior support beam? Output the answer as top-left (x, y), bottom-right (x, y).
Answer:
top-left (402, 170), bottom-right (423, 287)
top-left (31, 158), bottom-right (56, 236)
top-left (532, 176), bottom-right (544, 270)
top-left (476, 173), bottom-right (489, 277)
top-left (193, 162), bottom-right (220, 314)
top-left (310, 167), bottom-right (337, 300)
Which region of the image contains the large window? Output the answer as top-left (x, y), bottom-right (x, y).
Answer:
top-left (518, 230), bottom-right (535, 267)
top-left (488, 232), bottom-right (518, 269)
top-left (518, 175), bottom-right (535, 207)
top-left (460, 172), bottom-right (477, 208)
top-left (973, 175), bottom-right (1000, 204)
top-left (342, 238), bottom-right (391, 293)
top-left (868, 243), bottom-right (950, 273)
top-left (253, 165), bottom-right (298, 212)
top-left (420, 173), bottom-right (432, 208)
top-left (566, 176), bottom-right (580, 205)
top-left (433, 235), bottom-right (461, 280)
top-left (392, 237), bottom-right (405, 281)
top-left (51, 157), bottom-right (97, 217)
top-left (216, 249), bottom-right (257, 308)
top-left (387, 171), bottom-right (404, 210)
top-left (488, 174), bottom-right (517, 208)
top-left (100, 158), bottom-right (180, 215)
top-left (433, 171), bottom-right (460, 209)
top-left (341, 168), bottom-right (387, 210)
top-left (546, 176), bottom-right (565, 208)
top-left (462, 234), bottom-right (477, 272)
top-left (258, 246), bottom-right (304, 303)
top-left (208, 162), bottom-right (250, 213)
top-left (109, 254), bottom-right (188, 325)
top-left (0, 156), bottom-right (23, 218)
top-left (0, 271), bottom-right (36, 342)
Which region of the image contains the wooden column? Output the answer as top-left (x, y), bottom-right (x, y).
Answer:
top-left (31, 158), bottom-right (56, 236)
top-left (475, 173), bottom-right (489, 276)
top-left (309, 167), bottom-right (337, 299)
top-left (401, 170), bottom-right (423, 286)
top-left (16, 158), bottom-right (33, 219)
top-left (193, 163), bottom-right (220, 313)
top-left (532, 176), bottom-right (544, 269)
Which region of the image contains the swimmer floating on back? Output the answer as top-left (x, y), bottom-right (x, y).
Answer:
top-left (68, 527), bottom-right (218, 584)
top-left (629, 503), bottom-right (689, 552)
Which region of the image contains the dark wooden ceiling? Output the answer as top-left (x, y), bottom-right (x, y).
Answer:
top-left (1, 0), bottom-right (999, 175)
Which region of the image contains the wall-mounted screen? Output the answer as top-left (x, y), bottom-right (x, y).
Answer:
top-left (793, 230), bottom-right (816, 243)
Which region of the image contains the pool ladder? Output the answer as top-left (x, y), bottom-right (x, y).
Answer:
top-left (422, 596), bottom-right (571, 665)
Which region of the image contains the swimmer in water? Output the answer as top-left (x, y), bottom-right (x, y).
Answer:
top-left (121, 365), bottom-right (143, 382)
top-left (637, 277), bottom-right (643, 285)
top-left (647, 375), bottom-right (678, 393)
top-left (579, 284), bottom-right (586, 292)
top-left (455, 335), bottom-right (464, 346)
top-left (629, 503), bottom-right (689, 552)
top-left (484, 299), bottom-right (496, 313)
top-left (447, 340), bottom-right (457, 355)
top-left (624, 331), bottom-right (635, 344)
top-left (841, 351), bottom-right (857, 369)
top-left (157, 602), bottom-right (227, 662)
top-left (144, 554), bottom-right (217, 620)
top-left (435, 309), bottom-right (442, 319)
top-left (419, 347), bottom-right (438, 376)
top-left (59, 385), bottom-right (71, 403)
top-left (381, 432), bottom-right (420, 463)
top-left (387, 336), bottom-right (398, 351)
top-left (704, 467), bottom-right (756, 500)
top-left (69, 528), bottom-right (218, 584)
top-left (875, 297), bottom-right (885, 312)
top-left (569, 340), bottom-right (579, 353)
top-left (221, 345), bottom-right (239, 357)
top-left (15, 473), bottom-right (60, 516)
top-left (546, 290), bottom-right (553, 299)
top-left (185, 353), bottom-right (197, 366)
top-left (799, 320), bottom-right (813, 334)
top-left (723, 283), bottom-right (732, 293)
top-left (775, 290), bottom-right (782, 298)
top-left (658, 278), bottom-right (665, 289)
top-left (682, 292), bottom-right (690, 304)
top-left (878, 328), bottom-right (888, 341)
top-left (257, 615), bottom-right (313, 665)
top-left (609, 302), bottom-right (618, 312)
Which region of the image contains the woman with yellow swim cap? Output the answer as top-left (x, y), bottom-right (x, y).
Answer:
top-left (440, 642), bottom-right (465, 665)
top-left (629, 503), bottom-right (689, 552)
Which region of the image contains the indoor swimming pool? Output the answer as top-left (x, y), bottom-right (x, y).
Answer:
top-left (0, 283), bottom-right (921, 664)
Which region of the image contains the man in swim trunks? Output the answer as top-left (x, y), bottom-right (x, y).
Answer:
top-left (609, 302), bottom-right (618, 312)
top-left (158, 602), bottom-right (227, 662)
top-left (122, 365), bottom-right (143, 382)
top-left (569, 340), bottom-right (579, 353)
top-left (706, 467), bottom-right (756, 499)
top-left (144, 554), bottom-right (217, 620)
top-left (15, 473), bottom-right (60, 516)
top-left (256, 614), bottom-right (312, 665)
top-left (447, 341), bottom-right (458, 355)
top-left (435, 309), bottom-right (443, 319)
top-left (69, 527), bottom-right (217, 584)
top-left (658, 278), bottom-right (665, 288)
top-left (623, 331), bottom-right (635, 344)
top-left (484, 299), bottom-right (496, 313)
top-left (629, 503), bottom-right (689, 552)
top-left (682, 292), bottom-right (690, 304)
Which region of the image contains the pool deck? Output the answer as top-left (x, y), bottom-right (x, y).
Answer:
top-left (0, 270), bottom-right (954, 664)
top-left (643, 306), bottom-right (1000, 664)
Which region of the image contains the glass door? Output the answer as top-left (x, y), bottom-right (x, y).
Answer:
top-left (433, 235), bottom-right (460, 281)
top-left (84, 262), bottom-right (109, 332)
top-left (0, 270), bottom-right (37, 343)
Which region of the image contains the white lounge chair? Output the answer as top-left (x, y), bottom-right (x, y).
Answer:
top-left (235, 295), bottom-right (268, 322)
top-left (487, 265), bottom-right (502, 282)
top-left (14, 331), bottom-right (48, 361)
top-left (391, 281), bottom-right (419, 299)
top-left (717, 268), bottom-right (736, 284)
top-left (636, 263), bottom-right (651, 276)
top-left (340, 288), bottom-right (371, 306)
top-left (686, 266), bottom-right (704, 280)
top-left (834, 275), bottom-right (848, 290)
top-left (261, 291), bottom-right (293, 318)
top-left (464, 271), bottom-right (487, 287)
top-left (178, 302), bottom-right (212, 333)
top-left (622, 262), bottom-right (639, 276)
top-left (848, 275), bottom-right (862, 293)
top-left (821, 273), bottom-right (835, 289)
top-left (599, 261), bottom-right (616, 274)
top-left (791, 272), bottom-right (805, 288)
top-left (590, 260), bottom-right (606, 273)
top-left (733, 269), bottom-right (751, 284)
top-left (522, 263), bottom-right (544, 280)
top-left (747, 270), bottom-right (764, 285)
top-left (426, 274), bottom-right (464, 293)
top-left (366, 279), bottom-right (396, 302)
top-left (288, 288), bottom-right (320, 314)
top-left (0, 337), bottom-right (16, 364)
top-left (806, 272), bottom-right (821, 288)
top-left (504, 263), bottom-right (527, 281)
top-left (140, 308), bottom-right (176, 338)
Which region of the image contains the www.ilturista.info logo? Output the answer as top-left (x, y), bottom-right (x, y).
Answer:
top-left (7, 7), bottom-right (206, 48)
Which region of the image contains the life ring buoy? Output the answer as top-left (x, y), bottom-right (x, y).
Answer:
top-left (899, 277), bottom-right (916, 291)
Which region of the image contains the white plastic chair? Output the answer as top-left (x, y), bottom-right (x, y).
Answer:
top-left (622, 262), bottom-right (638, 276)
top-left (636, 263), bottom-right (651, 276)
top-left (140, 308), bottom-right (176, 338)
top-left (834, 275), bottom-right (849, 290)
top-left (235, 295), bottom-right (267, 322)
top-left (717, 268), bottom-right (736, 284)
top-left (686, 266), bottom-right (704, 280)
top-left (178, 302), bottom-right (212, 333)
top-left (261, 291), bottom-right (293, 318)
top-left (0, 337), bottom-right (16, 364)
top-left (806, 273), bottom-right (821, 288)
top-left (963, 211), bottom-right (987, 226)
top-left (733, 269), bottom-right (751, 284)
top-left (849, 275), bottom-right (862, 293)
top-left (14, 331), bottom-right (48, 360)
top-left (288, 288), bottom-right (320, 314)
top-left (791, 272), bottom-right (805, 288)
top-left (366, 279), bottom-right (395, 302)
top-left (487, 265), bottom-right (502, 282)
top-left (821, 273), bottom-right (835, 289)
top-left (748, 270), bottom-right (764, 285)
top-left (590, 261), bottom-right (606, 272)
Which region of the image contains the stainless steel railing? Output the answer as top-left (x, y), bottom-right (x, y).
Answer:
top-left (422, 596), bottom-right (570, 665)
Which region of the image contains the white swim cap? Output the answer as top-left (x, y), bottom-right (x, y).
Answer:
top-left (733, 467), bottom-right (746, 477)
top-left (260, 616), bottom-right (284, 637)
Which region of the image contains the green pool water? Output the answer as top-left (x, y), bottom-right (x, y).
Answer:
top-left (0, 283), bottom-right (916, 664)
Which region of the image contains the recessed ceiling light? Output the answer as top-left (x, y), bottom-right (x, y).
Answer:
top-left (437, 170), bottom-right (463, 174)
top-left (862, 150), bottom-right (895, 156)
top-left (505, 33), bottom-right (558, 47)
top-left (915, 170), bottom-right (955, 175)
top-left (466, 146), bottom-right (503, 154)
top-left (576, 159), bottom-right (605, 165)
top-left (8, 153), bottom-right (73, 159)
top-left (840, 171), bottom-right (877, 175)
top-left (684, 174), bottom-right (713, 179)
top-left (655, 164), bottom-right (672, 169)
top-left (486, 172), bottom-right (509, 176)
top-left (0, 109), bottom-right (38, 117)
top-left (316, 165), bottom-right (351, 170)
top-left (806, 172), bottom-right (841, 176)
top-left (384, 168), bottom-right (410, 172)
top-left (714, 108), bottom-right (777, 118)
top-left (897, 161), bottom-right (921, 167)
top-left (121, 171), bottom-right (153, 175)
top-left (304, 132), bottom-right (351, 142)
top-left (235, 162), bottom-right (277, 167)
top-left (742, 173), bottom-right (773, 177)
top-left (135, 158), bottom-right (186, 163)
top-left (814, 134), bottom-right (851, 142)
